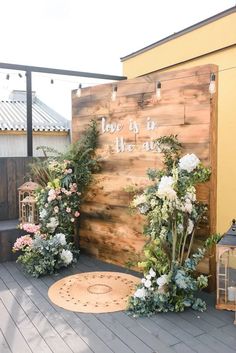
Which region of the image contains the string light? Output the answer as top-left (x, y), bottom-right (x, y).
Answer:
top-left (156, 81), bottom-right (161, 101)
top-left (209, 73), bottom-right (216, 95)
top-left (111, 85), bottom-right (117, 101)
top-left (76, 83), bottom-right (82, 97)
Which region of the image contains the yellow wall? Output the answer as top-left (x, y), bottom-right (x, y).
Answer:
top-left (122, 11), bottom-right (236, 234)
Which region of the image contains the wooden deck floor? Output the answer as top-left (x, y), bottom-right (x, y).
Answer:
top-left (0, 254), bottom-right (235, 353)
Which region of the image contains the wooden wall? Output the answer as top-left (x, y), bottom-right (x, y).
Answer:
top-left (72, 64), bottom-right (217, 271)
top-left (0, 157), bottom-right (33, 220)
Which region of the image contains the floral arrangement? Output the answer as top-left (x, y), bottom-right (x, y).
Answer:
top-left (13, 121), bottom-right (99, 277)
top-left (36, 160), bottom-right (81, 239)
top-left (13, 230), bottom-right (76, 277)
top-left (128, 135), bottom-right (216, 316)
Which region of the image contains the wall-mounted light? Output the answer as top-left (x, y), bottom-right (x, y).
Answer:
top-left (209, 73), bottom-right (216, 95)
top-left (111, 85), bottom-right (117, 101)
top-left (156, 81), bottom-right (161, 101)
top-left (76, 83), bottom-right (82, 97)
top-left (50, 79), bottom-right (54, 84)
top-left (18, 73), bottom-right (23, 78)
top-left (6, 74), bottom-right (10, 80)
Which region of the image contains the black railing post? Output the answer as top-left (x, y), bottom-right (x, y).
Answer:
top-left (26, 70), bottom-right (33, 157)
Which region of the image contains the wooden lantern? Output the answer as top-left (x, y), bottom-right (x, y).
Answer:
top-left (216, 219), bottom-right (236, 324)
top-left (18, 181), bottom-right (39, 224)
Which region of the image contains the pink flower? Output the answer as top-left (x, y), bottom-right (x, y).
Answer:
top-left (66, 207), bottom-right (71, 213)
top-left (74, 211), bottom-right (80, 217)
top-left (54, 206), bottom-right (59, 213)
top-left (22, 223), bottom-right (40, 234)
top-left (70, 183), bottom-right (77, 192)
top-left (64, 168), bottom-right (73, 175)
top-left (13, 235), bottom-right (33, 252)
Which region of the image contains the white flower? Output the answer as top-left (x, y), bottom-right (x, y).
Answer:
top-left (132, 194), bottom-right (147, 207)
top-left (141, 278), bottom-right (146, 284)
top-left (145, 274), bottom-right (152, 280)
top-left (157, 176), bottom-right (176, 200)
top-left (144, 279), bottom-right (152, 288)
top-left (134, 287), bottom-right (146, 299)
top-left (46, 217), bottom-right (59, 232)
top-left (156, 274), bottom-right (168, 287)
top-left (149, 268), bottom-right (156, 277)
top-left (55, 233), bottom-right (66, 246)
top-left (187, 219), bottom-right (194, 234)
top-left (60, 249), bottom-right (73, 265)
top-left (183, 199), bottom-right (193, 213)
top-left (186, 186), bottom-right (196, 202)
top-left (39, 209), bottom-right (47, 219)
top-left (179, 154), bottom-right (200, 173)
top-left (160, 227), bottom-right (167, 240)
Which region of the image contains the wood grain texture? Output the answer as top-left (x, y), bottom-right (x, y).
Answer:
top-left (72, 64), bottom-right (218, 281)
top-left (0, 157), bottom-right (33, 221)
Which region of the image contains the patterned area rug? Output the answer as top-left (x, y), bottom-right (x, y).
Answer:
top-left (48, 271), bottom-right (140, 313)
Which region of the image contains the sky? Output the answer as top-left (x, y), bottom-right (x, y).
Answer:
top-left (0, 0), bottom-right (235, 119)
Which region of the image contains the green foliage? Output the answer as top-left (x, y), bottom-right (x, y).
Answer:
top-left (155, 135), bottom-right (182, 172)
top-left (29, 120), bottom-right (99, 191)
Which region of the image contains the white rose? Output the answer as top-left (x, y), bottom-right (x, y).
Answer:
top-left (46, 217), bottom-right (59, 232)
top-left (156, 274), bottom-right (168, 287)
top-left (134, 287), bottom-right (146, 299)
top-left (60, 249), bottom-right (73, 265)
top-left (145, 274), bottom-right (152, 280)
top-left (149, 268), bottom-right (156, 278)
top-left (55, 233), bottom-right (66, 246)
top-left (187, 219), bottom-right (194, 234)
top-left (144, 279), bottom-right (152, 288)
top-left (179, 154), bottom-right (200, 173)
top-left (157, 176), bottom-right (176, 200)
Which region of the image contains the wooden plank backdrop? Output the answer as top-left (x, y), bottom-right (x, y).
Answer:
top-left (72, 64), bottom-right (218, 279)
top-left (0, 157), bottom-right (33, 221)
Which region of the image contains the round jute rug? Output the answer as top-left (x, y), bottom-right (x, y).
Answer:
top-left (48, 271), bottom-right (140, 313)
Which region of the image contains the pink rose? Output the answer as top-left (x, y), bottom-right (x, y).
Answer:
top-left (74, 211), bottom-right (80, 217)
top-left (66, 207), bottom-right (71, 213)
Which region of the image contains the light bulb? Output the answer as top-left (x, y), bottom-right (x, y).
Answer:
top-left (209, 73), bottom-right (216, 95)
top-left (76, 84), bottom-right (82, 97)
top-left (111, 85), bottom-right (117, 101)
top-left (156, 81), bottom-right (161, 101)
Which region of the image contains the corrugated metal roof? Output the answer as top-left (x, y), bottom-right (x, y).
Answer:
top-left (0, 95), bottom-right (70, 132)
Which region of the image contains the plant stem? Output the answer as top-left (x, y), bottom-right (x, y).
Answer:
top-left (186, 228), bottom-right (196, 259)
top-left (180, 229), bottom-right (189, 265)
top-left (171, 218), bottom-right (177, 270)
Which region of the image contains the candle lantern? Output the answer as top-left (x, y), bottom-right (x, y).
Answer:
top-left (18, 181), bottom-right (39, 224)
top-left (216, 219), bottom-right (236, 324)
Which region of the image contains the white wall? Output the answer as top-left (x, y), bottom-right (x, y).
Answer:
top-left (0, 134), bottom-right (70, 157)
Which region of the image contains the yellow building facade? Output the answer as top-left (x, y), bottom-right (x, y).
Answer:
top-left (121, 6), bottom-right (236, 234)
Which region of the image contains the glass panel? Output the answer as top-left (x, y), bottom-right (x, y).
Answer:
top-left (228, 248), bottom-right (236, 305)
top-left (218, 249), bottom-right (229, 305)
